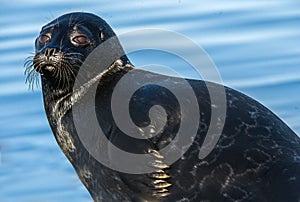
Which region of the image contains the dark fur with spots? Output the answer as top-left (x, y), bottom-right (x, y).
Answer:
top-left (26, 12), bottom-right (300, 202)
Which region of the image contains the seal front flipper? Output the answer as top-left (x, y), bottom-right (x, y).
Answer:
top-left (107, 131), bottom-right (162, 201)
top-left (105, 115), bottom-right (172, 200)
top-left (102, 80), bottom-right (176, 201)
top-left (118, 149), bottom-right (171, 202)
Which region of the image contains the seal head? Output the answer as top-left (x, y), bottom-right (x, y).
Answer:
top-left (26, 12), bottom-right (128, 94)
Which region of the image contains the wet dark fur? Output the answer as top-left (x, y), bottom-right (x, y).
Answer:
top-left (26, 12), bottom-right (300, 202)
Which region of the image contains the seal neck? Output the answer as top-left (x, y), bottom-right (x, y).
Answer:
top-left (42, 59), bottom-right (134, 122)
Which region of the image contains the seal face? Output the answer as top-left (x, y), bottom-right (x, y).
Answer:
top-left (25, 12), bottom-right (126, 94)
top-left (25, 12), bottom-right (300, 202)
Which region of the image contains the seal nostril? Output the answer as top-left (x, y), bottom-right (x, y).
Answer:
top-left (49, 48), bottom-right (55, 55)
top-left (44, 48), bottom-right (57, 57)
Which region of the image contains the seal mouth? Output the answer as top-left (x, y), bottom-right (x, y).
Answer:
top-left (37, 64), bottom-right (56, 75)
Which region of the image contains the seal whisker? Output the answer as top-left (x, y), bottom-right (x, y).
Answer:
top-left (64, 52), bottom-right (84, 57)
top-left (62, 64), bottom-right (74, 89)
top-left (67, 63), bottom-right (77, 80)
top-left (63, 64), bottom-right (74, 88)
top-left (68, 13), bottom-right (85, 28)
top-left (52, 67), bottom-right (60, 82)
top-left (35, 62), bottom-right (44, 74)
top-left (60, 68), bottom-right (68, 89)
top-left (24, 55), bottom-right (34, 67)
top-left (66, 56), bottom-right (84, 64)
top-left (25, 68), bottom-right (40, 89)
top-left (59, 40), bottom-right (64, 53)
top-left (24, 56), bottom-right (40, 89)
top-left (57, 68), bottom-right (64, 88)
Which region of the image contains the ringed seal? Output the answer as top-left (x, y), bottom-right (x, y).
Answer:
top-left (25, 12), bottom-right (300, 202)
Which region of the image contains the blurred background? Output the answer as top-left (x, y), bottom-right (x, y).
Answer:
top-left (0, 0), bottom-right (299, 201)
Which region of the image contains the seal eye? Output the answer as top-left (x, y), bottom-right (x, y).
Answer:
top-left (38, 34), bottom-right (51, 45)
top-left (71, 35), bottom-right (90, 46)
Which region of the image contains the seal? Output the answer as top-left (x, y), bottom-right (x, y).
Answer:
top-left (25, 12), bottom-right (300, 202)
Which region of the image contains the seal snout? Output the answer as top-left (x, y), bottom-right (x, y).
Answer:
top-left (31, 45), bottom-right (83, 89)
top-left (33, 48), bottom-right (63, 75)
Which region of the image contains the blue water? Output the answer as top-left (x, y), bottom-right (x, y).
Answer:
top-left (0, 1), bottom-right (299, 201)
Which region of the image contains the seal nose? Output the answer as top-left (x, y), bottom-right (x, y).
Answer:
top-left (44, 48), bottom-right (56, 56)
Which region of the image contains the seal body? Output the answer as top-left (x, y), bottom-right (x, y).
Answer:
top-left (26, 12), bottom-right (300, 202)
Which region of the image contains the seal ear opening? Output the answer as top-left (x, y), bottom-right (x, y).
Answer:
top-left (99, 30), bottom-right (105, 41)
